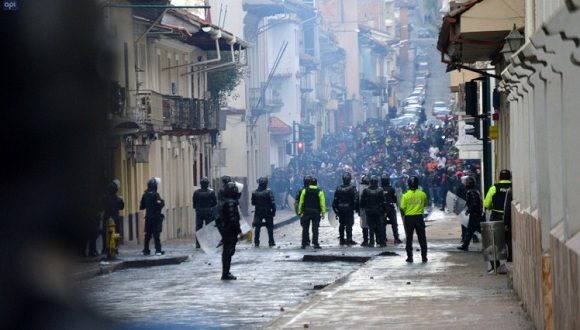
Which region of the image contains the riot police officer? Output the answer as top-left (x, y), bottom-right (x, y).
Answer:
top-left (218, 175), bottom-right (233, 206)
top-left (484, 169), bottom-right (512, 221)
top-left (298, 176), bottom-right (326, 249)
top-left (381, 175), bottom-right (402, 245)
top-left (217, 182), bottom-right (242, 280)
top-left (360, 176), bottom-right (386, 247)
top-left (140, 178), bottom-right (165, 256)
top-left (193, 177), bottom-right (217, 248)
top-left (332, 172), bottom-right (359, 245)
top-left (400, 176), bottom-right (428, 262)
top-left (359, 175), bottom-right (370, 246)
top-left (252, 176), bottom-right (276, 247)
top-left (100, 180), bottom-right (125, 257)
top-left (294, 176), bottom-right (312, 214)
top-left (457, 176), bottom-right (482, 251)
top-left (484, 169), bottom-right (512, 271)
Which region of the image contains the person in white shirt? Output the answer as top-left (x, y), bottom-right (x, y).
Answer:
top-left (429, 144), bottom-right (439, 159)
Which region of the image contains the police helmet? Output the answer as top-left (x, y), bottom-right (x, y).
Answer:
top-left (369, 175), bottom-right (379, 188)
top-left (107, 180), bottom-right (119, 194)
top-left (310, 176), bottom-right (318, 185)
top-left (465, 176), bottom-right (476, 189)
top-left (222, 175), bottom-right (232, 185)
top-left (342, 172), bottom-right (352, 185)
top-left (224, 181), bottom-right (240, 199)
top-left (499, 169), bottom-right (511, 181)
top-left (258, 176), bottom-right (268, 188)
top-left (361, 175), bottom-right (369, 185)
top-left (147, 177), bottom-right (158, 191)
top-left (200, 176), bottom-right (209, 189)
top-left (380, 175), bottom-right (390, 188)
top-left (303, 175), bottom-right (313, 187)
top-left (407, 176), bottom-right (419, 190)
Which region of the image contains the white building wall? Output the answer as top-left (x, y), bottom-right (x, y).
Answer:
top-left (502, 3), bottom-right (580, 328)
top-left (268, 20), bottom-right (301, 128)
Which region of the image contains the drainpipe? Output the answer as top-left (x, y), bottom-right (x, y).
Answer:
top-left (180, 37), bottom-right (245, 76)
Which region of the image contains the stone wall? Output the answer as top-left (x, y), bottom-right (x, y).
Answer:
top-left (512, 205), bottom-right (545, 329)
top-left (551, 223), bottom-right (580, 329)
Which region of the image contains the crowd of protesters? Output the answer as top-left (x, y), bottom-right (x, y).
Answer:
top-left (270, 116), bottom-right (481, 209)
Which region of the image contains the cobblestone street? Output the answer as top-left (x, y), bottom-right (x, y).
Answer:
top-left (80, 210), bottom-right (401, 329)
top-left (80, 209), bottom-right (532, 329)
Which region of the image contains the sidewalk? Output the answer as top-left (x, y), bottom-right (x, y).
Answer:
top-left (265, 210), bottom-right (534, 330)
top-left (72, 209), bottom-right (299, 280)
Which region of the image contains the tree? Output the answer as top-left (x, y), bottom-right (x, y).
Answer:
top-left (206, 51), bottom-right (244, 104)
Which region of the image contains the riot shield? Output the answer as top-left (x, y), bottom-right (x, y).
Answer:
top-left (326, 208), bottom-right (338, 227)
top-left (288, 195), bottom-right (296, 213)
top-left (196, 215), bottom-right (253, 254)
top-left (240, 216), bottom-right (253, 243)
top-left (458, 208), bottom-right (469, 228)
top-left (196, 223), bottom-right (221, 255)
top-left (446, 191), bottom-right (466, 215)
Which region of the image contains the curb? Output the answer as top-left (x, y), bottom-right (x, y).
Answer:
top-left (73, 255), bottom-right (188, 281)
top-left (75, 214), bottom-right (297, 281)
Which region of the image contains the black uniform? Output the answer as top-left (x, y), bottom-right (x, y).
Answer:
top-left (490, 181), bottom-right (511, 221)
top-left (332, 182), bottom-right (358, 245)
top-left (381, 183), bottom-right (401, 244)
top-left (193, 179), bottom-right (217, 248)
top-left (217, 182), bottom-right (242, 280)
top-left (360, 179), bottom-right (386, 247)
top-left (504, 188), bottom-right (513, 262)
top-left (252, 179), bottom-right (276, 247)
top-left (140, 180), bottom-right (165, 255)
top-left (459, 187), bottom-right (483, 250)
top-left (100, 182), bottom-right (125, 257)
top-left (455, 179), bottom-right (468, 243)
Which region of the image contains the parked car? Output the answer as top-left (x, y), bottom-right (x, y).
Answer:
top-left (409, 89), bottom-right (425, 104)
top-left (417, 62), bottom-right (430, 77)
top-left (403, 104), bottom-right (423, 114)
top-left (432, 101), bottom-right (448, 114)
top-left (390, 114), bottom-right (418, 127)
top-left (415, 75), bottom-right (428, 89)
top-left (403, 96), bottom-right (421, 107)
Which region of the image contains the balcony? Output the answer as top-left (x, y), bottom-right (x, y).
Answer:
top-left (162, 96), bottom-right (190, 130)
top-left (249, 87), bottom-right (284, 116)
top-left (119, 91), bottom-right (220, 135)
top-left (128, 90), bottom-right (164, 132)
top-left (164, 96), bottom-right (220, 132)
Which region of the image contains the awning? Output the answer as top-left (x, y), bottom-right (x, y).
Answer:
top-left (437, 0), bottom-right (524, 65)
top-left (134, 8), bottom-right (249, 51)
top-left (359, 25), bottom-right (396, 48)
top-left (269, 116), bottom-right (292, 135)
top-left (166, 9), bottom-right (249, 50)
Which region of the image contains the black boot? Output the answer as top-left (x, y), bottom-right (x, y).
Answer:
top-left (368, 228), bottom-right (375, 247)
top-left (221, 257), bottom-right (237, 280)
top-left (360, 228), bottom-right (369, 247)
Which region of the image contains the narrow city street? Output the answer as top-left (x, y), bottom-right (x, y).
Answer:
top-left (80, 209), bottom-right (532, 329)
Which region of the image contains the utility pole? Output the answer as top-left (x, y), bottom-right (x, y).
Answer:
top-left (482, 76), bottom-right (492, 193)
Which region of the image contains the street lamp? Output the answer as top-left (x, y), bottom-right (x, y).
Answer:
top-left (501, 24), bottom-right (524, 62)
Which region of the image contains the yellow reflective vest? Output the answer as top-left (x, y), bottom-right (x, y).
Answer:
top-left (400, 189), bottom-right (428, 216)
